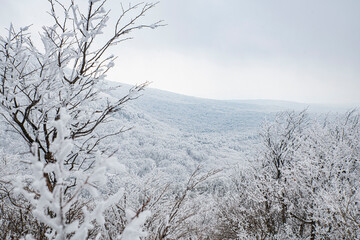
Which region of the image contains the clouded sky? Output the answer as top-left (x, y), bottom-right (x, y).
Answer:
top-left (1, 0), bottom-right (359, 105)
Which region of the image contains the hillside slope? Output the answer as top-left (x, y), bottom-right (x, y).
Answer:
top-left (0, 81), bottom-right (343, 180)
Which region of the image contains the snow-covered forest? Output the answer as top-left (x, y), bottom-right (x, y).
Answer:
top-left (0, 0), bottom-right (359, 239)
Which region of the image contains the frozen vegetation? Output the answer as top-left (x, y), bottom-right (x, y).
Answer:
top-left (0, 0), bottom-right (359, 239)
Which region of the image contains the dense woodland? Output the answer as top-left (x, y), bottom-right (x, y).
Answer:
top-left (0, 0), bottom-right (359, 239)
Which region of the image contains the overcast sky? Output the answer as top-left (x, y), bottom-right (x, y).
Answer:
top-left (1, 0), bottom-right (359, 105)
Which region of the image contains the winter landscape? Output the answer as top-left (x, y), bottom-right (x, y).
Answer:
top-left (0, 0), bottom-right (359, 239)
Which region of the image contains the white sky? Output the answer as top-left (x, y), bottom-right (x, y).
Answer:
top-left (1, 0), bottom-right (359, 105)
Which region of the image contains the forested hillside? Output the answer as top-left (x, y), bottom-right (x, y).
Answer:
top-left (1, 80), bottom-right (359, 239)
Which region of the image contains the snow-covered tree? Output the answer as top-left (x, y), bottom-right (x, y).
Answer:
top-left (0, 0), bottom-right (161, 239)
top-left (216, 110), bottom-right (360, 239)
